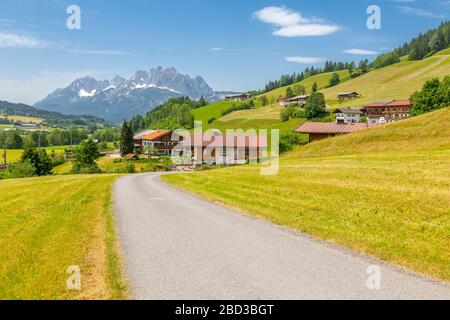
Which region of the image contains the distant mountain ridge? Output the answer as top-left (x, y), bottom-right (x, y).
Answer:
top-left (35, 67), bottom-right (226, 122)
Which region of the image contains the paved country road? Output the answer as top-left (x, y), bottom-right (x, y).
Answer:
top-left (114, 173), bottom-right (450, 300)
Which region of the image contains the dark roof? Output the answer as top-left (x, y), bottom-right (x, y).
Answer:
top-left (294, 122), bottom-right (379, 134)
top-left (338, 92), bottom-right (359, 96)
top-left (333, 108), bottom-right (363, 115)
top-left (225, 93), bottom-right (249, 98)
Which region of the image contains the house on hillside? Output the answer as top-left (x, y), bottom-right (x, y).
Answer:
top-left (224, 93), bottom-right (249, 102)
top-left (338, 92), bottom-right (359, 100)
top-left (133, 130), bottom-right (155, 150)
top-left (333, 108), bottom-right (363, 124)
top-left (278, 95), bottom-right (310, 107)
top-left (133, 129), bottom-right (268, 165)
top-left (14, 122), bottom-right (40, 129)
top-left (177, 132), bottom-right (268, 165)
top-left (135, 130), bottom-right (179, 156)
top-left (363, 100), bottom-right (412, 124)
top-left (294, 122), bottom-right (380, 142)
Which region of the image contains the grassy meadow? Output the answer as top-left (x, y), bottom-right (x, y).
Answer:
top-left (0, 174), bottom-right (127, 300)
top-left (322, 52), bottom-right (450, 108)
top-left (163, 108), bottom-right (450, 281)
top-left (193, 101), bottom-right (244, 125)
top-left (0, 146), bottom-right (68, 165)
top-left (259, 69), bottom-right (352, 103)
top-left (0, 115), bottom-right (43, 124)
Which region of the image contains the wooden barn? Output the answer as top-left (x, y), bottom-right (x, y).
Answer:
top-left (294, 122), bottom-right (380, 142)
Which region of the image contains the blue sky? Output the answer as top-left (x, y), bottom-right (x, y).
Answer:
top-left (0, 0), bottom-right (449, 104)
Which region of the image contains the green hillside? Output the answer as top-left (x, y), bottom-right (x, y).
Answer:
top-left (193, 101), bottom-right (244, 124)
top-left (0, 100), bottom-right (110, 128)
top-left (194, 100), bottom-right (305, 136)
top-left (259, 69), bottom-right (351, 102)
top-left (197, 50), bottom-right (450, 139)
top-left (163, 107), bottom-right (450, 281)
top-left (322, 51), bottom-right (450, 108)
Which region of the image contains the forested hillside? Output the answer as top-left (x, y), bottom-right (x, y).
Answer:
top-left (0, 100), bottom-right (110, 128)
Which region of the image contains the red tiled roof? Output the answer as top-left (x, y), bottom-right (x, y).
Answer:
top-left (294, 122), bottom-right (379, 134)
top-left (143, 130), bottom-right (171, 141)
top-left (366, 100), bottom-right (412, 108)
top-left (125, 153), bottom-right (137, 159)
top-left (366, 102), bottom-right (391, 107)
top-left (385, 100), bottom-right (413, 107)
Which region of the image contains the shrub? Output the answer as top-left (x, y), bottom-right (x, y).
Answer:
top-left (114, 164), bottom-right (136, 174)
top-left (279, 133), bottom-right (304, 154)
top-left (3, 160), bottom-right (36, 179)
top-left (221, 101), bottom-right (255, 116)
top-left (52, 156), bottom-right (66, 167)
top-left (304, 92), bottom-right (326, 119)
top-left (21, 147), bottom-right (53, 176)
top-left (72, 138), bottom-right (100, 174)
top-left (412, 76), bottom-right (450, 116)
top-left (72, 163), bottom-right (101, 174)
top-left (208, 117), bottom-right (216, 124)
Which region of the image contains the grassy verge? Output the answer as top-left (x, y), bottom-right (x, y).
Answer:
top-left (162, 109), bottom-right (450, 282)
top-left (53, 156), bottom-right (170, 175)
top-left (0, 174), bottom-right (127, 299)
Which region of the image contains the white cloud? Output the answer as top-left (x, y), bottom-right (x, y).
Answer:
top-left (66, 49), bottom-right (132, 55)
top-left (253, 6), bottom-right (341, 37)
top-left (253, 6), bottom-right (306, 26)
top-left (0, 32), bottom-right (46, 48)
top-left (398, 6), bottom-right (445, 18)
top-left (209, 47), bottom-right (223, 51)
top-left (343, 48), bottom-right (379, 55)
top-left (275, 24), bottom-right (342, 37)
top-left (286, 56), bottom-right (323, 64)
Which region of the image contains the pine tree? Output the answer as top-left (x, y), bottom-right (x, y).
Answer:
top-left (311, 82), bottom-right (318, 93)
top-left (430, 30), bottom-right (446, 52)
top-left (328, 73), bottom-right (340, 87)
top-left (120, 121), bottom-right (134, 156)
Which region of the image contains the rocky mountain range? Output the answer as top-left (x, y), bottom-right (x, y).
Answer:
top-left (35, 67), bottom-right (227, 122)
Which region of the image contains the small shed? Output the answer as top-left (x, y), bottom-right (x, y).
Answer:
top-left (338, 92), bottom-right (359, 100)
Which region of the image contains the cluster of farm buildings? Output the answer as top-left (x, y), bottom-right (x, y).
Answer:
top-left (133, 129), bottom-right (268, 166)
top-left (278, 92), bottom-right (413, 142)
top-left (131, 91), bottom-right (413, 164)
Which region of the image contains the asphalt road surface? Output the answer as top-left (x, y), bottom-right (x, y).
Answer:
top-left (114, 173), bottom-right (450, 300)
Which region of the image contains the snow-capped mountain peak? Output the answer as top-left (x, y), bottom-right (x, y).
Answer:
top-left (34, 67), bottom-right (217, 122)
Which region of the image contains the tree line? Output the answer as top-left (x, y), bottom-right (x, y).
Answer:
top-left (372, 21), bottom-right (450, 69)
top-left (0, 127), bottom-right (121, 150)
top-left (129, 97), bottom-right (209, 132)
top-left (254, 60), bottom-right (369, 95)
